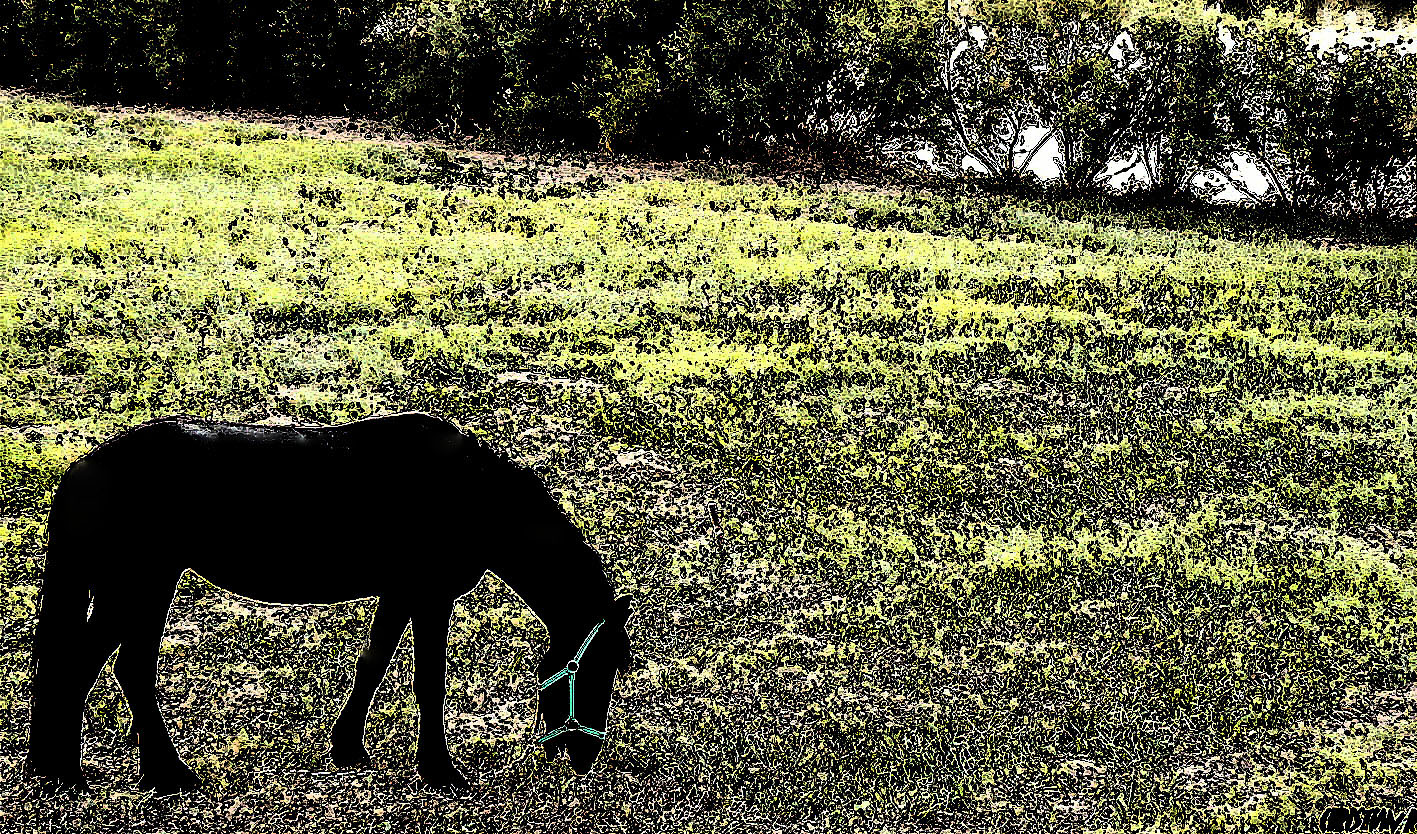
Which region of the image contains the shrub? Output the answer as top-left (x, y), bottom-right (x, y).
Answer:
top-left (663, 0), bottom-right (844, 156)
top-left (1124, 15), bottom-right (1229, 197)
top-left (364, 0), bottom-right (684, 151)
top-left (163, 0), bottom-right (388, 110)
top-left (362, 0), bottom-right (511, 136)
top-left (20, 0), bottom-right (173, 100)
top-left (4, 0), bottom-right (1417, 224)
top-left (1222, 20), bottom-right (1417, 219)
top-left (1037, 22), bottom-right (1135, 193)
top-left (933, 22), bottom-right (1045, 181)
top-left (0, 0), bottom-right (28, 81)
top-left (1304, 44), bottom-right (1417, 219)
top-left (9, 0), bottom-right (388, 110)
top-left (936, 4), bottom-right (1133, 193)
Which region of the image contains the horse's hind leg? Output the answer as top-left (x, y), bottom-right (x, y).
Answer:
top-left (112, 578), bottom-right (195, 794)
top-left (331, 597), bottom-right (410, 767)
top-left (26, 591), bottom-right (122, 788)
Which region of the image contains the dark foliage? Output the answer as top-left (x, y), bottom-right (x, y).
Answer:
top-left (4, 0), bottom-right (1417, 219)
top-left (8, 0), bottom-right (392, 111)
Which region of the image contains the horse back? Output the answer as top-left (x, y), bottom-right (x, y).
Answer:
top-left (65, 413), bottom-right (469, 552)
top-left (50, 412), bottom-right (575, 603)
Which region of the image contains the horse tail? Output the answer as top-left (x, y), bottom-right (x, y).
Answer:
top-left (24, 469), bottom-right (93, 784)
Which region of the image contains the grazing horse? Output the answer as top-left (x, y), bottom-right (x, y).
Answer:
top-left (24, 412), bottom-right (635, 793)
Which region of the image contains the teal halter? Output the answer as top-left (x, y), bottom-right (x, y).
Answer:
top-left (536, 619), bottom-right (608, 744)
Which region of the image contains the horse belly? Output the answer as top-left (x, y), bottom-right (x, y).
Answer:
top-left (191, 558), bottom-right (385, 605)
top-left (172, 477), bottom-right (418, 604)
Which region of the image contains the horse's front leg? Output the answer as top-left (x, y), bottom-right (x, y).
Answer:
top-left (330, 598), bottom-right (410, 767)
top-left (411, 599), bottom-right (466, 790)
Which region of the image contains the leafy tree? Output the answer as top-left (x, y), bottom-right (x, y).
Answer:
top-left (664, 0), bottom-right (851, 156)
top-left (1216, 19), bottom-right (1320, 208)
top-left (0, 0), bottom-right (28, 82)
top-left (1125, 15), bottom-right (1228, 197)
top-left (967, 0), bottom-right (1128, 29)
top-left (934, 22), bottom-right (1046, 180)
top-left (1311, 44), bottom-right (1417, 218)
top-left (946, 0), bottom-right (1134, 192)
top-left (366, 0), bottom-right (684, 150)
top-left (22, 0), bottom-right (172, 99)
top-left (1037, 24), bottom-right (1135, 193)
top-left (1222, 21), bottom-right (1417, 218)
top-left (791, 0), bottom-right (955, 167)
top-left (362, 0), bottom-right (507, 135)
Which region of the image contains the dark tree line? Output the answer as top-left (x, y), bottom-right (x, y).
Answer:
top-left (3, 0), bottom-right (1417, 220)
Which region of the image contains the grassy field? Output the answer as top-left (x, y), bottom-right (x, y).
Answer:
top-left (0, 91), bottom-right (1414, 833)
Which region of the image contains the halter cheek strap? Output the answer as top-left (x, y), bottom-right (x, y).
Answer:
top-left (536, 619), bottom-right (608, 744)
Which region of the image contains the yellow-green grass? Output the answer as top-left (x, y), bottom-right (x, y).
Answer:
top-left (0, 92), bottom-right (1414, 832)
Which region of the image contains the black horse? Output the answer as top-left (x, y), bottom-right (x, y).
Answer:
top-left (24, 412), bottom-right (635, 793)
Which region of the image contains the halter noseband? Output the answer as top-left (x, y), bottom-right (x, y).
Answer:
top-left (536, 619), bottom-right (608, 744)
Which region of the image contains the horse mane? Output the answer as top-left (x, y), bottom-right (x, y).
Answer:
top-left (461, 431), bottom-right (589, 548)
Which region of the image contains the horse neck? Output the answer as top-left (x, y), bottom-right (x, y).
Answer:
top-left (489, 539), bottom-right (612, 649)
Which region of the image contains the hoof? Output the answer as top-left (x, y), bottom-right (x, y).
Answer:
top-left (138, 763), bottom-right (200, 796)
top-left (24, 763), bottom-right (87, 793)
top-left (417, 762), bottom-right (470, 791)
top-left (330, 743), bottom-right (372, 768)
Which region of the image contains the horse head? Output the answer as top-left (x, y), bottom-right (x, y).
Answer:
top-left (536, 594), bottom-right (635, 775)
